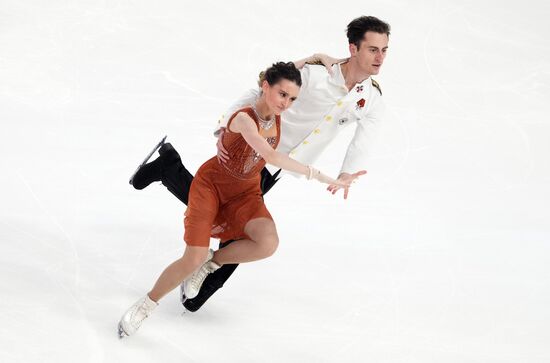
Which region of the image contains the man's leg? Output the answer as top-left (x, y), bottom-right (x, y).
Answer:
top-left (131, 142), bottom-right (193, 205)
top-left (182, 168), bottom-right (281, 312)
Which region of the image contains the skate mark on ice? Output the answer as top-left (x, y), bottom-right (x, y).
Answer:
top-left (18, 171), bottom-right (82, 289)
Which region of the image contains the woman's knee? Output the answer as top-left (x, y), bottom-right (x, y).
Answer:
top-left (259, 234), bottom-right (279, 258)
top-left (183, 246), bottom-right (210, 268)
top-left (245, 218), bottom-right (279, 257)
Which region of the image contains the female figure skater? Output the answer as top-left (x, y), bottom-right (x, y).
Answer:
top-left (118, 62), bottom-right (349, 338)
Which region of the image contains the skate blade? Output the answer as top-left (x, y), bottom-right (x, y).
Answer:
top-left (180, 283), bottom-right (187, 304)
top-left (128, 135), bottom-right (167, 185)
top-left (181, 295), bottom-right (193, 315)
top-left (118, 322), bottom-right (129, 339)
top-left (180, 289), bottom-right (191, 315)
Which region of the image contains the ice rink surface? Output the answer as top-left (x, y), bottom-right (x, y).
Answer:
top-left (1, 1), bottom-right (549, 362)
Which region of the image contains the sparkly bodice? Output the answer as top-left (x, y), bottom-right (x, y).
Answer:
top-left (220, 107), bottom-right (281, 180)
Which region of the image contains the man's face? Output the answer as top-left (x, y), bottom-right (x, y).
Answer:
top-left (350, 31), bottom-right (389, 76)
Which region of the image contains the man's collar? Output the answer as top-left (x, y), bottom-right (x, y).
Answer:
top-left (328, 63), bottom-right (346, 88)
top-left (329, 62), bottom-right (371, 90)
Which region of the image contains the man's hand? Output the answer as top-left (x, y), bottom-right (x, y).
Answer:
top-left (216, 127), bottom-right (229, 163)
top-left (326, 170), bottom-right (367, 199)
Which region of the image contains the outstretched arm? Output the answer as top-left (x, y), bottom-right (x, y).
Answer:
top-left (229, 113), bottom-right (349, 187)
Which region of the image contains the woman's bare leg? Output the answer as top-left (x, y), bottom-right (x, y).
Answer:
top-left (212, 218), bottom-right (279, 265)
top-left (148, 246), bottom-right (209, 302)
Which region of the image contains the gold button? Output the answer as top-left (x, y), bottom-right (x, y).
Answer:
top-left (313, 129), bottom-right (320, 134)
top-left (337, 100), bottom-right (343, 107)
top-left (303, 140), bottom-right (309, 145)
top-left (325, 115), bottom-right (332, 121)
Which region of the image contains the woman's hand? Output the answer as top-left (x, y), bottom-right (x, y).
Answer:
top-left (326, 171), bottom-right (367, 199)
top-left (308, 166), bottom-right (351, 188)
top-left (294, 53), bottom-right (348, 75)
top-left (308, 53), bottom-right (347, 76)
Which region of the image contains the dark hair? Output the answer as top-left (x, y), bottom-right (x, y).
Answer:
top-left (346, 16), bottom-right (391, 49)
top-left (258, 61), bottom-right (302, 87)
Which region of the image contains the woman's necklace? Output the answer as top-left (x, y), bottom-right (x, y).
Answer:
top-left (251, 104), bottom-right (275, 130)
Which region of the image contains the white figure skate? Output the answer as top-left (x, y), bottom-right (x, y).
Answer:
top-left (118, 294), bottom-right (158, 338)
top-left (181, 249), bottom-right (220, 300)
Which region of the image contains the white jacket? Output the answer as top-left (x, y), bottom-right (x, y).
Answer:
top-left (216, 63), bottom-right (385, 176)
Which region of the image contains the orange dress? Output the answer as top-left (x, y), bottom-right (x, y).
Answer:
top-left (184, 107), bottom-right (281, 247)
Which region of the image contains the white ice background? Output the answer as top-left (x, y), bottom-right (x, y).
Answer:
top-left (1, 1), bottom-right (549, 362)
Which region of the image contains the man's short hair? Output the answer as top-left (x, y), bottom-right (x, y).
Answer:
top-left (347, 16), bottom-right (391, 49)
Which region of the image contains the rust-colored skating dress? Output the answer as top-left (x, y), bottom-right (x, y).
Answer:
top-left (184, 107), bottom-right (280, 247)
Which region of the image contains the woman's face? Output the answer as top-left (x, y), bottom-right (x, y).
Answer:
top-left (261, 79), bottom-right (300, 115)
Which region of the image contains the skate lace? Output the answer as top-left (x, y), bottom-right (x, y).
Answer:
top-left (131, 303), bottom-right (152, 328)
top-left (190, 262), bottom-right (214, 290)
